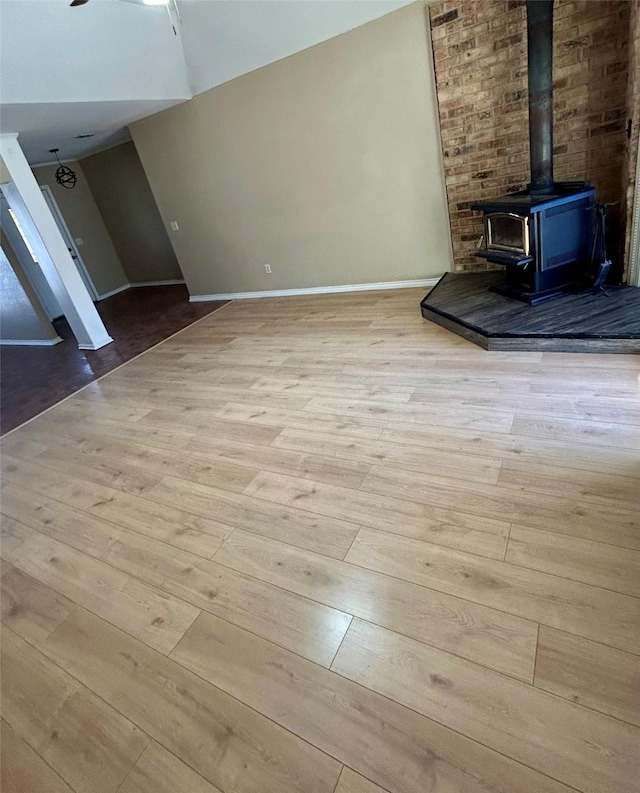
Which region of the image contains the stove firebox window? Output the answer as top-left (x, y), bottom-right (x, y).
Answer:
top-left (487, 213), bottom-right (530, 255)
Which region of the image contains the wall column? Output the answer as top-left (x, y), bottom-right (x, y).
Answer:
top-left (0, 134), bottom-right (113, 349)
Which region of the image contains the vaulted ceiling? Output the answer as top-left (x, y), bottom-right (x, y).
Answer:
top-left (0, 0), bottom-right (414, 164)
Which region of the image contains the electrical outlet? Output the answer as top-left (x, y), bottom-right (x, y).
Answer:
top-left (74, 237), bottom-right (83, 246)
top-left (264, 264), bottom-right (272, 273)
top-left (170, 220), bottom-right (179, 231)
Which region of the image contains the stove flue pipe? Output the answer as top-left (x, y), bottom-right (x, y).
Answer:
top-left (527, 0), bottom-right (554, 194)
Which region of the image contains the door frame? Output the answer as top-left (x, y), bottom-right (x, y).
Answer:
top-left (628, 146), bottom-right (640, 287)
top-left (0, 193), bottom-right (63, 320)
top-left (40, 184), bottom-right (98, 300)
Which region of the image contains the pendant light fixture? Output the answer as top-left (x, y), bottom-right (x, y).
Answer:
top-left (49, 148), bottom-right (77, 190)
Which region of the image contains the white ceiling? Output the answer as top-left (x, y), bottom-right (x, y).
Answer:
top-left (0, 100), bottom-right (189, 164)
top-left (181, 1), bottom-right (418, 96)
top-left (0, 0), bottom-right (191, 105)
top-left (0, 0), bottom-right (415, 165)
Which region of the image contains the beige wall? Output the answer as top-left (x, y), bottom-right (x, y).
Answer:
top-left (0, 156), bottom-right (10, 185)
top-left (32, 160), bottom-right (128, 297)
top-left (130, 3), bottom-right (452, 297)
top-left (81, 142), bottom-right (183, 284)
top-left (1, 232), bottom-right (59, 343)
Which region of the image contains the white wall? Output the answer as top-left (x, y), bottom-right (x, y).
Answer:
top-left (0, 0), bottom-right (190, 105)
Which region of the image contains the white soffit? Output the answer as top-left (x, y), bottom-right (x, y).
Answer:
top-left (1, 100), bottom-right (188, 164)
top-left (0, 0), bottom-right (192, 162)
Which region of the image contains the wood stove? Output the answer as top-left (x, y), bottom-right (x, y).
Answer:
top-left (472, 183), bottom-right (595, 302)
top-left (469, 0), bottom-right (596, 304)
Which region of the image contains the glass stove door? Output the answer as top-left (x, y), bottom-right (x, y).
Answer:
top-left (487, 213), bottom-right (530, 255)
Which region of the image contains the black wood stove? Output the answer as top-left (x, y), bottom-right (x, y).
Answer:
top-left (471, 182), bottom-right (595, 302)
top-left (470, 0), bottom-right (596, 304)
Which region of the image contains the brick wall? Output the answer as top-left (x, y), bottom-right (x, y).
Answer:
top-left (428, 0), bottom-right (631, 275)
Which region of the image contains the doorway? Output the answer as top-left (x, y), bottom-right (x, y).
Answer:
top-left (0, 188), bottom-right (97, 320)
top-left (40, 185), bottom-right (97, 300)
top-left (1, 194), bottom-right (61, 319)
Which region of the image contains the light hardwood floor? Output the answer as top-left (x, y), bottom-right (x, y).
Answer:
top-left (1, 288), bottom-right (639, 793)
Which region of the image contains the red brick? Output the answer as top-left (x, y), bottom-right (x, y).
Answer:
top-left (429, 0), bottom-right (633, 272)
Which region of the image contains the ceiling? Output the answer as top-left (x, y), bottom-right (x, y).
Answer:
top-left (0, 100), bottom-right (189, 164)
top-left (0, 0), bottom-right (414, 165)
top-left (180, 1), bottom-right (418, 96)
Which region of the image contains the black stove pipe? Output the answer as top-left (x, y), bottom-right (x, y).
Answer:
top-left (526, 0), bottom-right (554, 194)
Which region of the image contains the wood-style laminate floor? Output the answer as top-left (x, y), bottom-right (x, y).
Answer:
top-left (0, 285), bottom-right (228, 435)
top-left (1, 288), bottom-right (639, 793)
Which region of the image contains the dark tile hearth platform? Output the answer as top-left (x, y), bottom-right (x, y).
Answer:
top-left (421, 272), bottom-right (640, 353)
top-left (1, 285), bottom-right (228, 435)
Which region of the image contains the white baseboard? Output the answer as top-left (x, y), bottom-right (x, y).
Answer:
top-left (96, 280), bottom-right (186, 300)
top-left (130, 280), bottom-right (186, 287)
top-left (78, 336), bottom-right (114, 351)
top-left (189, 278), bottom-right (441, 303)
top-left (96, 283), bottom-right (130, 300)
top-left (0, 335), bottom-right (64, 346)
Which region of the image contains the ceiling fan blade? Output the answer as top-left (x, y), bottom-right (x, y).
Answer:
top-left (70, 0), bottom-right (90, 6)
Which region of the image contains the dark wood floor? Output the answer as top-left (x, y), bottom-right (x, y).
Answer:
top-left (1, 286), bottom-right (227, 435)
top-left (421, 272), bottom-right (640, 352)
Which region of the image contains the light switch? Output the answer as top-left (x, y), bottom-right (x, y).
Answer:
top-left (74, 237), bottom-right (83, 246)
top-left (170, 221), bottom-right (179, 231)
